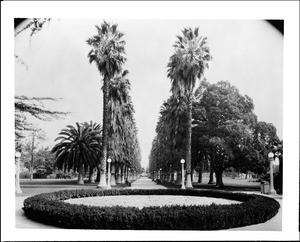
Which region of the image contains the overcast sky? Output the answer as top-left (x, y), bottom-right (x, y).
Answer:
top-left (15, 19), bottom-right (283, 168)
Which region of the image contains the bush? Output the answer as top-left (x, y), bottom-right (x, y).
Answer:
top-left (19, 171), bottom-right (31, 179)
top-left (23, 189), bottom-right (280, 230)
top-left (55, 171), bottom-right (72, 179)
top-left (33, 171), bottom-right (48, 179)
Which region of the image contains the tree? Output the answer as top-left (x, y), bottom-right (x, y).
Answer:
top-left (15, 96), bottom-right (69, 141)
top-left (35, 147), bottom-right (56, 176)
top-left (192, 81), bottom-right (263, 187)
top-left (167, 27), bottom-right (212, 188)
top-left (51, 122), bottom-right (102, 184)
top-left (87, 21), bottom-right (126, 188)
top-left (21, 128), bottom-right (47, 180)
top-left (107, 70), bottom-right (137, 184)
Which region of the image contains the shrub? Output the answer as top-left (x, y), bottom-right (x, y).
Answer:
top-left (23, 189), bottom-right (280, 230)
top-left (19, 171), bottom-right (31, 179)
top-left (55, 171), bottom-right (72, 179)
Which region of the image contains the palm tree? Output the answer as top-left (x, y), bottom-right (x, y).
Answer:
top-left (107, 70), bottom-right (132, 185)
top-left (167, 27), bottom-right (212, 188)
top-left (51, 122), bottom-right (101, 184)
top-left (87, 21), bottom-right (126, 188)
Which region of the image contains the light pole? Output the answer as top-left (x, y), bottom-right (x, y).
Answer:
top-left (15, 151), bottom-right (22, 194)
top-left (128, 168), bottom-right (131, 181)
top-left (107, 158), bottom-right (111, 189)
top-left (268, 152), bottom-right (277, 195)
top-left (159, 168), bottom-right (162, 180)
top-left (180, 159), bottom-right (186, 189)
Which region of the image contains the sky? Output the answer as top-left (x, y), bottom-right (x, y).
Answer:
top-left (15, 19), bottom-right (283, 169)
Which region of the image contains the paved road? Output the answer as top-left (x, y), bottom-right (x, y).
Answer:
top-left (128, 176), bottom-right (167, 189)
top-left (15, 177), bottom-right (282, 231)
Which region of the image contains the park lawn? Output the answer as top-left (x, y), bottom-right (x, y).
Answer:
top-left (18, 178), bottom-right (129, 197)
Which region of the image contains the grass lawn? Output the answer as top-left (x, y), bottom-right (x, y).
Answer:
top-left (18, 175), bottom-right (261, 197)
top-left (18, 178), bottom-right (130, 197)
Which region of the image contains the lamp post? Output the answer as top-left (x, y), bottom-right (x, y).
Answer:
top-left (107, 158), bottom-right (111, 189)
top-left (180, 159), bottom-right (185, 189)
top-left (15, 151), bottom-right (22, 194)
top-left (159, 168), bottom-right (162, 180)
top-left (128, 168), bottom-right (131, 181)
top-left (268, 152), bottom-right (276, 195)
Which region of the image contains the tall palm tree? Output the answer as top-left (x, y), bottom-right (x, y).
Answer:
top-left (107, 70), bottom-right (132, 184)
top-left (167, 27), bottom-right (212, 188)
top-left (51, 122), bottom-right (101, 184)
top-left (87, 21), bottom-right (126, 188)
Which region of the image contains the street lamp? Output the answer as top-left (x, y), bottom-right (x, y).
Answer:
top-left (180, 159), bottom-right (185, 189)
top-left (159, 168), bottom-right (162, 180)
top-left (107, 158), bottom-right (112, 189)
top-left (268, 152), bottom-right (276, 195)
top-left (128, 168), bottom-right (131, 181)
top-left (15, 151), bottom-right (22, 194)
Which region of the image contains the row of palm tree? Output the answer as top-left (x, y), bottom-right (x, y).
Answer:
top-left (150, 27), bottom-right (281, 188)
top-left (165, 27), bottom-right (212, 188)
top-left (52, 21), bottom-right (141, 186)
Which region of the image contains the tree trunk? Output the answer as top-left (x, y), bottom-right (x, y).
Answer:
top-left (208, 159), bottom-right (215, 184)
top-left (88, 167), bottom-right (96, 183)
top-left (30, 135), bottom-right (35, 180)
top-left (279, 155), bottom-right (283, 193)
top-left (121, 164), bottom-right (125, 183)
top-left (185, 93), bottom-right (193, 188)
top-left (116, 163), bottom-right (122, 183)
top-left (97, 77), bottom-right (109, 188)
top-left (95, 166), bottom-right (100, 182)
top-left (77, 163), bottom-right (84, 185)
top-left (215, 169), bottom-right (224, 188)
top-left (15, 156), bottom-right (22, 194)
top-left (30, 166), bottom-right (33, 180)
top-left (110, 162), bottom-right (116, 186)
top-left (175, 170), bottom-right (182, 185)
top-left (198, 168), bottom-right (202, 183)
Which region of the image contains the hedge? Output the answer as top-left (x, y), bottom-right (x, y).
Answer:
top-left (23, 189), bottom-right (280, 230)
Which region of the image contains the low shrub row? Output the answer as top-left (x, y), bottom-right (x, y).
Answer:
top-left (23, 189), bottom-right (280, 230)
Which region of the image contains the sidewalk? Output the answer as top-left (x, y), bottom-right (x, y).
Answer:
top-left (128, 177), bottom-right (167, 189)
top-left (15, 177), bottom-right (282, 230)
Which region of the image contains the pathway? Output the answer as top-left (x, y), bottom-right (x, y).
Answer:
top-left (128, 176), bottom-right (167, 189)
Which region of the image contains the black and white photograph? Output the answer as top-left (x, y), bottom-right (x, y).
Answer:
top-left (1, 1), bottom-right (299, 241)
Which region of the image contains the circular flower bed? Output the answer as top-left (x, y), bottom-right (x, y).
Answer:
top-left (23, 189), bottom-right (280, 230)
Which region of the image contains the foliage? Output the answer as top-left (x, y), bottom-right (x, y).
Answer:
top-left (107, 70), bottom-right (142, 172)
top-left (149, 95), bottom-right (188, 173)
top-left (51, 121), bottom-right (102, 173)
top-left (166, 27), bottom-right (212, 186)
top-left (23, 189), bottom-right (280, 230)
top-left (149, 79), bottom-right (281, 186)
top-left (15, 96), bottom-right (69, 141)
top-left (15, 18), bottom-right (51, 38)
top-left (87, 21), bottom-right (127, 176)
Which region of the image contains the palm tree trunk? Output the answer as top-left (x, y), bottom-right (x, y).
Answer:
top-left (30, 135), bottom-right (35, 180)
top-left (95, 166), bottom-right (100, 182)
top-left (88, 166), bottom-right (96, 183)
top-left (15, 156), bottom-right (22, 194)
top-left (110, 162), bottom-right (116, 186)
top-left (121, 164), bottom-right (125, 183)
top-left (98, 77), bottom-right (109, 188)
top-left (185, 93), bottom-right (193, 188)
top-left (77, 162), bottom-right (84, 185)
top-left (116, 163), bottom-right (122, 183)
